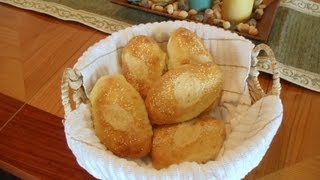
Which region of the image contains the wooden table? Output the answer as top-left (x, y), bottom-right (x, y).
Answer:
top-left (0, 3), bottom-right (319, 179)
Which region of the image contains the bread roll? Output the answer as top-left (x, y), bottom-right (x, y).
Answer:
top-left (151, 117), bottom-right (226, 169)
top-left (90, 75), bottom-right (153, 158)
top-left (145, 63), bottom-right (223, 125)
top-left (167, 27), bottom-right (213, 70)
top-left (121, 35), bottom-right (167, 99)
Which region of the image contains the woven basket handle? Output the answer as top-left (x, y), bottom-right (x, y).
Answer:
top-left (61, 68), bottom-right (88, 118)
top-left (248, 44), bottom-right (281, 102)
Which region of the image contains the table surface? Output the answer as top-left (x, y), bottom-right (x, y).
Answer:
top-left (0, 3), bottom-right (319, 179)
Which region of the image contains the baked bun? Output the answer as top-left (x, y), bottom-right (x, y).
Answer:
top-left (90, 75), bottom-right (153, 158)
top-left (151, 117), bottom-right (226, 169)
top-left (145, 63), bottom-right (223, 125)
top-left (167, 27), bottom-right (213, 70)
top-left (121, 35), bottom-right (167, 99)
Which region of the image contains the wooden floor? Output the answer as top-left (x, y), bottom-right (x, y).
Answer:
top-left (0, 3), bottom-right (319, 179)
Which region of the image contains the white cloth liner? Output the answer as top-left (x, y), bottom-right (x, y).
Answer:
top-left (64, 21), bottom-right (283, 179)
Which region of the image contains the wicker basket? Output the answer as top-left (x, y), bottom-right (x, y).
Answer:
top-left (61, 21), bottom-right (282, 180)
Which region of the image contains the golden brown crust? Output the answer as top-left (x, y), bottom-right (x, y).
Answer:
top-left (90, 75), bottom-right (153, 158)
top-left (151, 117), bottom-right (226, 169)
top-left (167, 27), bottom-right (214, 70)
top-left (145, 63), bottom-right (223, 125)
top-left (121, 35), bottom-right (167, 99)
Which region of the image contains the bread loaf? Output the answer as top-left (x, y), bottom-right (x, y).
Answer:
top-left (167, 27), bottom-right (213, 70)
top-left (90, 75), bottom-right (153, 158)
top-left (145, 63), bottom-right (223, 125)
top-left (121, 35), bottom-right (167, 99)
top-left (151, 117), bottom-right (226, 169)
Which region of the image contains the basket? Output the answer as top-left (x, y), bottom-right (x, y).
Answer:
top-left (61, 21), bottom-right (283, 180)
